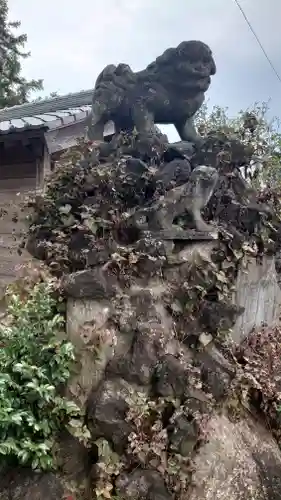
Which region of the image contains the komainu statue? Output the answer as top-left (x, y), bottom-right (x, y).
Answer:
top-left (88, 40), bottom-right (216, 143)
top-left (130, 165), bottom-right (219, 234)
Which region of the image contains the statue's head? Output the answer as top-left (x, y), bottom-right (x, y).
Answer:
top-left (149, 40), bottom-right (216, 96)
top-left (177, 41), bottom-right (215, 68)
top-left (174, 40), bottom-right (216, 92)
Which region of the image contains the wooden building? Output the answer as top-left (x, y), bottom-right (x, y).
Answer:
top-left (0, 90), bottom-right (94, 290)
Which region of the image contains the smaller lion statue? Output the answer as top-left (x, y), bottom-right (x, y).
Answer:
top-left (87, 40), bottom-right (216, 144)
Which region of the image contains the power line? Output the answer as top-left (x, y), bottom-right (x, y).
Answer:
top-left (233, 0), bottom-right (281, 84)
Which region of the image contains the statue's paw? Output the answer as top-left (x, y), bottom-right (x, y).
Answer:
top-left (193, 135), bottom-right (206, 149)
top-left (195, 220), bottom-right (217, 233)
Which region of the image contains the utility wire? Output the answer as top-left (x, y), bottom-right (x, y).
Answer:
top-left (233, 0), bottom-right (281, 84)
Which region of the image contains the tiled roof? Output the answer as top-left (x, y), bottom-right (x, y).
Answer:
top-left (0, 90), bottom-right (93, 135)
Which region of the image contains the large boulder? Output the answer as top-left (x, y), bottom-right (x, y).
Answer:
top-left (189, 413), bottom-right (281, 500)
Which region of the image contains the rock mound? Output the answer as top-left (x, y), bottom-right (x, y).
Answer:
top-left (17, 126), bottom-right (281, 500)
top-left (6, 36), bottom-right (281, 500)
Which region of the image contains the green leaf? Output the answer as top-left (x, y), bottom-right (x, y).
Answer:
top-left (17, 450), bottom-right (30, 464)
top-left (10, 413), bottom-right (24, 425)
top-left (31, 458), bottom-right (39, 470)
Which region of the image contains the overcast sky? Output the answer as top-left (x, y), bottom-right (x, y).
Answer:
top-left (8, 0), bottom-right (281, 140)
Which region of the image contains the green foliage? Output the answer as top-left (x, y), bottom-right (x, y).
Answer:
top-left (0, 282), bottom-right (80, 470)
top-left (32, 92), bottom-right (60, 103)
top-left (195, 101), bottom-right (281, 189)
top-left (0, 0), bottom-right (43, 108)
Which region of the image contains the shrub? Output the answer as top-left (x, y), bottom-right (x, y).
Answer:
top-left (195, 101), bottom-right (281, 189)
top-left (0, 282), bottom-right (79, 470)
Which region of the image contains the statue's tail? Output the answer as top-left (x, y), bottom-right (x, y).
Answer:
top-left (95, 64), bottom-right (119, 87)
top-left (87, 63), bottom-right (135, 140)
top-left (90, 65), bottom-right (119, 121)
top-left (94, 63), bottom-right (134, 91)
top-left (91, 63), bottom-right (134, 121)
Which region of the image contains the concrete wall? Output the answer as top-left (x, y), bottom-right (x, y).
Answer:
top-left (232, 256), bottom-right (281, 343)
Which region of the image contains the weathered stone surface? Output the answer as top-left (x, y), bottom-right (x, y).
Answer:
top-left (176, 240), bottom-right (216, 263)
top-left (141, 228), bottom-right (218, 241)
top-left (164, 140), bottom-right (195, 161)
top-left (66, 298), bottom-right (132, 403)
top-left (153, 354), bottom-right (189, 398)
top-left (130, 324), bottom-right (167, 385)
top-left (97, 140), bottom-right (117, 160)
top-left (85, 238), bottom-right (118, 266)
top-left (126, 157), bottom-right (149, 176)
top-left (198, 345), bottom-right (236, 400)
top-left (188, 413), bottom-right (281, 500)
top-left (62, 268), bottom-right (119, 299)
top-left (116, 469), bottom-right (172, 500)
top-left (184, 389), bottom-right (212, 414)
top-left (108, 316), bottom-right (171, 385)
top-left (86, 247), bottom-right (111, 266)
top-left (122, 132), bottom-right (168, 162)
top-left (169, 414), bottom-right (200, 457)
top-left (86, 379), bottom-right (134, 454)
top-left (198, 300), bottom-right (244, 336)
top-left (0, 470), bottom-right (63, 500)
top-left (54, 429), bottom-right (93, 493)
top-left (68, 230), bottom-right (93, 269)
top-left (155, 158), bottom-right (192, 189)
